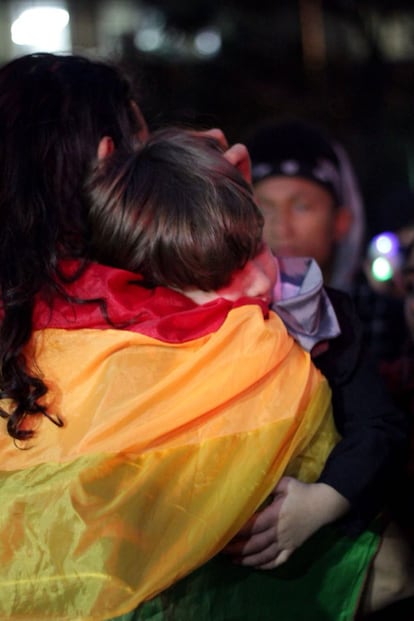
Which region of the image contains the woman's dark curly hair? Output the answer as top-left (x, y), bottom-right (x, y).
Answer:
top-left (0, 53), bottom-right (143, 440)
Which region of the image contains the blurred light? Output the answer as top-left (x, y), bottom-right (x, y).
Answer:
top-left (194, 29), bottom-right (221, 57)
top-left (135, 27), bottom-right (163, 52)
top-left (11, 6), bottom-right (70, 52)
top-left (372, 257), bottom-right (394, 282)
top-left (373, 232), bottom-right (398, 256)
top-left (368, 232), bottom-right (402, 282)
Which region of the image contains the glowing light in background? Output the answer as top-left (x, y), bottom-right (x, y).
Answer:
top-left (11, 6), bottom-right (70, 52)
top-left (133, 6), bottom-right (165, 53)
top-left (374, 233), bottom-right (396, 255)
top-left (368, 232), bottom-right (401, 282)
top-left (371, 257), bottom-right (394, 281)
top-left (135, 27), bottom-right (164, 52)
top-left (194, 29), bottom-right (222, 57)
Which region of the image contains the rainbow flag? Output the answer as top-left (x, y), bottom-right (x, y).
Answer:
top-left (0, 262), bottom-right (337, 620)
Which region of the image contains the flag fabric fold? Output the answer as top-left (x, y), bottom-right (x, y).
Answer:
top-left (0, 262), bottom-right (336, 620)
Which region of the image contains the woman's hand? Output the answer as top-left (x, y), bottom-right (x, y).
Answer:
top-left (198, 128), bottom-right (252, 183)
top-left (222, 477), bottom-right (350, 569)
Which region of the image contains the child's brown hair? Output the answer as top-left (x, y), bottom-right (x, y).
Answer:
top-left (87, 128), bottom-right (264, 292)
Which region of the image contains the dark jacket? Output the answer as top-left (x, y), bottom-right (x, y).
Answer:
top-left (314, 287), bottom-right (408, 535)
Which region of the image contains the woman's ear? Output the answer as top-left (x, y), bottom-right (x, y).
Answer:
top-left (97, 136), bottom-right (115, 160)
top-left (334, 206), bottom-right (353, 242)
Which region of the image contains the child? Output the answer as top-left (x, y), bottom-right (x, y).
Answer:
top-left (85, 128), bottom-right (406, 619)
top-left (88, 127), bottom-right (340, 352)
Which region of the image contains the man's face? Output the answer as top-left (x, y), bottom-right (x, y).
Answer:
top-left (254, 176), bottom-right (341, 278)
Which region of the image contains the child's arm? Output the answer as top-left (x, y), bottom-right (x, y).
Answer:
top-left (222, 478), bottom-right (350, 568)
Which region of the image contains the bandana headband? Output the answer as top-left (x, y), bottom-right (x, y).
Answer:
top-left (252, 157), bottom-right (342, 205)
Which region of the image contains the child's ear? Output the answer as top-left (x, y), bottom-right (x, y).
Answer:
top-left (97, 136), bottom-right (115, 160)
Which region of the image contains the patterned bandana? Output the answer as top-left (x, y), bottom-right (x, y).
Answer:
top-left (252, 157), bottom-right (342, 205)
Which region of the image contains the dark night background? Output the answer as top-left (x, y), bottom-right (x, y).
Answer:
top-left (3, 0), bottom-right (414, 240)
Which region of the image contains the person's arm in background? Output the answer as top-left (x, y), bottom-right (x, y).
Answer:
top-left (223, 287), bottom-right (408, 568)
top-left (313, 287), bottom-right (408, 533)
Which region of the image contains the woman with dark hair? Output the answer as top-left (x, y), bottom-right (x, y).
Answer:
top-left (0, 52), bottom-right (146, 441)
